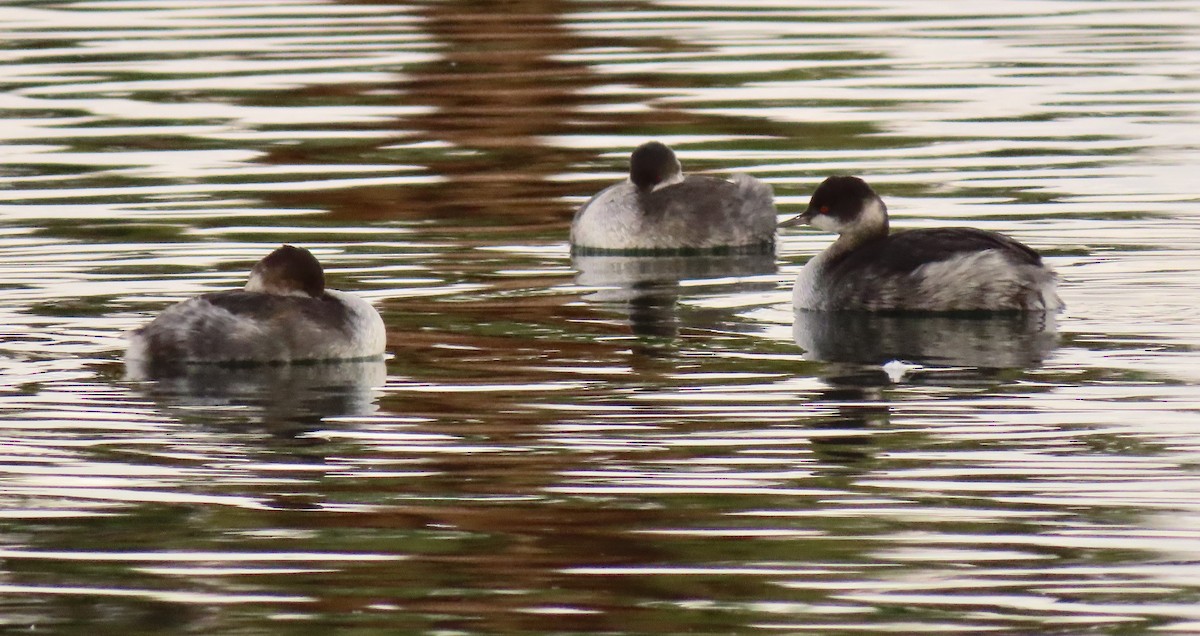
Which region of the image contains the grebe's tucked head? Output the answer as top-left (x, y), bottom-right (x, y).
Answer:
top-left (796, 175), bottom-right (888, 237)
top-left (629, 141), bottom-right (684, 191)
top-left (244, 245), bottom-right (325, 298)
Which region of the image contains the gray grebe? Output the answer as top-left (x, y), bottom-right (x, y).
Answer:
top-left (570, 141), bottom-right (777, 253)
top-left (126, 245), bottom-right (386, 367)
top-left (790, 176), bottom-right (1062, 312)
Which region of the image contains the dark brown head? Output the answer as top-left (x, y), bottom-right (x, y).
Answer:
top-left (629, 141), bottom-right (683, 191)
top-left (244, 245), bottom-right (325, 297)
top-left (783, 175), bottom-right (888, 236)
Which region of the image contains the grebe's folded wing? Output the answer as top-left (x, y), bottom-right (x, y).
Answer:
top-left (831, 227), bottom-right (1043, 275)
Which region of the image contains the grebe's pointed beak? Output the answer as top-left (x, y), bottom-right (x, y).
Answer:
top-left (778, 206), bottom-right (815, 228)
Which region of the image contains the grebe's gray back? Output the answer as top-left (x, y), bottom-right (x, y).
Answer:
top-left (791, 176), bottom-right (1062, 312)
top-left (570, 141), bottom-right (776, 253)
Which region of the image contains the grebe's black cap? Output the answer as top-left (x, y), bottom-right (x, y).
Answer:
top-left (779, 176), bottom-right (878, 227)
top-left (253, 245), bottom-right (325, 297)
top-left (629, 141), bottom-right (681, 190)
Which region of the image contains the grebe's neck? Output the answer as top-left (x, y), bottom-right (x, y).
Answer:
top-left (827, 196), bottom-right (889, 257)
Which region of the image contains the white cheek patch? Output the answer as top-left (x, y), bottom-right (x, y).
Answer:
top-left (809, 197), bottom-right (886, 235)
top-left (809, 214), bottom-right (844, 233)
top-left (860, 197), bottom-right (887, 231)
top-left (243, 271), bottom-right (267, 293)
top-left (243, 271), bottom-right (310, 297)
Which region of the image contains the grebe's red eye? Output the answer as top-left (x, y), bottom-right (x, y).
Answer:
top-left (819, 205), bottom-right (829, 214)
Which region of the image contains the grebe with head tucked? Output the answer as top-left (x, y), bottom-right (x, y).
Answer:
top-left (126, 245), bottom-right (386, 368)
top-left (570, 141), bottom-right (777, 253)
top-left (790, 176), bottom-right (1062, 312)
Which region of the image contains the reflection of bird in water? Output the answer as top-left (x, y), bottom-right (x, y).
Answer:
top-left (794, 311), bottom-right (1059, 370)
top-left (129, 359), bottom-right (387, 437)
top-left (573, 251), bottom-right (777, 289)
top-left (788, 176), bottom-right (1062, 312)
top-left (623, 282), bottom-right (680, 339)
top-left (125, 245), bottom-right (385, 378)
top-left (573, 251), bottom-right (777, 338)
top-left (794, 313), bottom-right (1058, 473)
top-left (571, 141), bottom-right (777, 253)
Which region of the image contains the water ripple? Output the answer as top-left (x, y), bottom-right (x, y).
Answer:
top-left (1, 0), bottom-right (1199, 633)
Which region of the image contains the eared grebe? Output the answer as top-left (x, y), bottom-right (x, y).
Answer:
top-left (570, 141), bottom-right (777, 253)
top-left (790, 176), bottom-right (1062, 312)
top-left (126, 245), bottom-right (386, 368)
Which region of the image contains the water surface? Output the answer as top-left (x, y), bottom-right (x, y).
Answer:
top-left (3, 0), bottom-right (1200, 633)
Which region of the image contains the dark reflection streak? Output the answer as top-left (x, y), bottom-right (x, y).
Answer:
top-left (384, 0), bottom-right (597, 223)
top-left (264, 0), bottom-right (817, 228)
top-left (199, 1), bottom-right (896, 631)
top-left (259, 0), bottom-right (597, 225)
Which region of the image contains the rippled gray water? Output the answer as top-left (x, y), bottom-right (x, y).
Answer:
top-left (4, 0), bottom-right (1200, 633)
